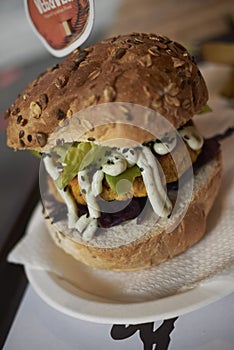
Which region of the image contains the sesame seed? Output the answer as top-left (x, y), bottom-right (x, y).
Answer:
top-left (113, 48), bottom-right (127, 60)
top-left (56, 109), bottom-right (65, 120)
top-left (39, 94), bottom-right (48, 108)
top-left (12, 108), bottom-right (20, 116)
top-left (105, 150), bottom-right (112, 157)
top-left (21, 119), bottom-right (28, 126)
top-left (17, 115), bottom-right (23, 124)
top-left (20, 139), bottom-right (25, 147)
top-left (55, 78), bottom-right (63, 88)
top-left (36, 132), bottom-right (47, 147)
top-left (56, 138), bottom-right (65, 146)
top-left (19, 130), bottom-right (24, 138)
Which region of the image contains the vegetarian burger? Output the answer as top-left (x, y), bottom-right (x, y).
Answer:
top-left (6, 33), bottom-right (222, 271)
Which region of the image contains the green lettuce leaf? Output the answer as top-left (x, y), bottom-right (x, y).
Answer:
top-left (30, 150), bottom-right (41, 158)
top-left (197, 104), bottom-right (212, 114)
top-left (54, 142), bottom-right (142, 194)
top-left (105, 165), bottom-right (141, 194)
top-left (55, 142), bottom-right (93, 189)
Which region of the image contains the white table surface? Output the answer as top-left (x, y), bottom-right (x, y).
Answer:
top-left (3, 285), bottom-right (234, 350)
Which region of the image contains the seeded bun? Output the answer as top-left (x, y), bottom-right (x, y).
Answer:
top-left (6, 33), bottom-right (208, 152)
top-left (45, 152), bottom-right (222, 271)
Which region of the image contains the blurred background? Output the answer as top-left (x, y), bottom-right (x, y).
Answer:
top-left (0, 0), bottom-right (122, 69)
top-left (0, 1), bottom-right (233, 344)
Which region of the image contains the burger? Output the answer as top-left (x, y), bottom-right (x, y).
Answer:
top-left (6, 33), bottom-right (222, 271)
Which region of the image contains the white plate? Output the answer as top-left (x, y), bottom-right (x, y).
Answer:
top-left (24, 204), bottom-right (234, 325)
top-left (26, 264), bottom-right (234, 324)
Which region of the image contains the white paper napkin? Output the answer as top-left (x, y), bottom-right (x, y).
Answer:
top-left (8, 97), bottom-right (234, 303)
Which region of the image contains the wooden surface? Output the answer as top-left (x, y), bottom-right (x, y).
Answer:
top-left (108, 0), bottom-right (234, 46)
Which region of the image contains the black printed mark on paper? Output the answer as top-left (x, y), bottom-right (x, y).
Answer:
top-left (111, 317), bottom-right (178, 350)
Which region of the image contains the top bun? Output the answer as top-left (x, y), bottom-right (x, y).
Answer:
top-left (7, 33), bottom-right (208, 151)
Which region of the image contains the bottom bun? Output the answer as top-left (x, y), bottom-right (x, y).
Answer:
top-left (45, 152), bottom-right (222, 271)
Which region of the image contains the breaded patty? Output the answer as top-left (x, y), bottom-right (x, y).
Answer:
top-left (68, 144), bottom-right (200, 205)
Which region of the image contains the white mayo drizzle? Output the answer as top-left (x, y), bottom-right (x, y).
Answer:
top-left (43, 124), bottom-right (203, 241)
top-left (102, 157), bottom-right (127, 176)
top-left (179, 125), bottom-right (204, 151)
top-left (119, 147), bottom-right (172, 217)
top-left (43, 155), bottom-right (78, 228)
top-left (153, 131), bottom-right (177, 155)
top-left (75, 214), bottom-right (93, 233)
top-left (78, 170), bottom-right (100, 219)
top-left (91, 170), bottom-right (104, 197)
top-left (75, 170), bottom-right (100, 240)
top-left (153, 125), bottom-right (204, 155)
